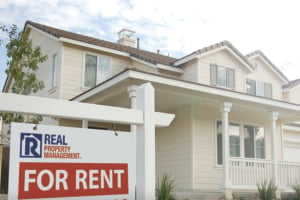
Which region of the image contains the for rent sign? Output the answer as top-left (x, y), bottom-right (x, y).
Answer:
top-left (9, 123), bottom-right (135, 200)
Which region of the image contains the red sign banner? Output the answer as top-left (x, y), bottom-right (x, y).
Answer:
top-left (18, 162), bottom-right (128, 199)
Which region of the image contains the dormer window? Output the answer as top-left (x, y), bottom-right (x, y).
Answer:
top-left (246, 79), bottom-right (272, 98)
top-left (210, 64), bottom-right (235, 89)
top-left (84, 53), bottom-right (111, 88)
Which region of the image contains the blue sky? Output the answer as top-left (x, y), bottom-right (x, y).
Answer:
top-left (1, 0), bottom-right (300, 90)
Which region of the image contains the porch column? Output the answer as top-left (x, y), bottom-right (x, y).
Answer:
top-left (268, 111), bottom-right (280, 198)
top-left (127, 85), bottom-right (138, 133)
top-left (220, 102), bottom-right (233, 200)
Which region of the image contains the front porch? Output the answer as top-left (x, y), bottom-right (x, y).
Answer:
top-left (230, 158), bottom-right (300, 190)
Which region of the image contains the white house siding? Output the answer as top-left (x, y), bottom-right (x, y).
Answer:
top-left (194, 105), bottom-right (222, 191)
top-left (247, 57), bottom-right (284, 100)
top-left (61, 44), bottom-right (132, 100)
top-left (197, 49), bottom-right (248, 93)
top-left (287, 86), bottom-right (300, 104)
top-left (180, 59), bottom-right (199, 82)
top-left (156, 105), bottom-right (192, 189)
top-left (29, 28), bottom-right (62, 100)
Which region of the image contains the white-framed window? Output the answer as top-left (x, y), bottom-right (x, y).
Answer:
top-left (84, 53), bottom-right (111, 88)
top-left (216, 121), bottom-right (265, 165)
top-left (246, 79), bottom-right (272, 98)
top-left (210, 64), bottom-right (235, 89)
top-left (51, 53), bottom-right (57, 87)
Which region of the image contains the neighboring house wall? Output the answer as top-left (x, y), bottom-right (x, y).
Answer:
top-left (282, 128), bottom-right (300, 162)
top-left (197, 49), bottom-right (248, 93)
top-left (247, 57), bottom-right (284, 100)
top-left (287, 86), bottom-right (300, 104)
top-left (282, 91), bottom-right (290, 102)
top-left (156, 105), bottom-right (192, 189)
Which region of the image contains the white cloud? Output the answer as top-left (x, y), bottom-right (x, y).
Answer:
top-left (0, 0), bottom-right (300, 90)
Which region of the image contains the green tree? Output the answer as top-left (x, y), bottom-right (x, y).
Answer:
top-left (1, 24), bottom-right (47, 132)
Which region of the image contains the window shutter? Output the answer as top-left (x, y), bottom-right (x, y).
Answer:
top-left (247, 79), bottom-right (256, 95)
top-left (210, 64), bottom-right (217, 86)
top-left (264, 83), bottom-right (272, 98)
top-left (227, 68), bottom-right (235, 89)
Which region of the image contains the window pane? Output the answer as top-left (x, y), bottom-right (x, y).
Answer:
top-left (227, 68), bottom-right (235, 89)
top-left (217, 121), bottom-right (240, 165)
top-left (84, 55), bottom-right (97, 87)
top-left (210, 64), bottom-right (217, 86)
top-left (256, 81), bottom-right (265, 97)
top-left (52, 54), bottom-right (57, 87)
top-left (97, 56), bottom-right (110, 84)
top-left (264, 83), bottom-right (272, 98)
top-left (244, 125), bottom-right (255, 158)
top-left (217, 66), bottom-right (227, 87)
top-left (247, 79), bottom-right (256, 95)
top-left (217, 121), bottom-right (223, 165)
top-left (255, 127), bottom-right (265, 158)
top-left (229, 123), bottom-right (240, 157)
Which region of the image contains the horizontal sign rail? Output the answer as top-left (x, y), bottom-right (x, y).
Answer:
top-left (0, 93), bottom-right (174, 127)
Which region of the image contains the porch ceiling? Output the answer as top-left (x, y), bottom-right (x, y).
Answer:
top-left (74, 70), bottom-right (300, 124)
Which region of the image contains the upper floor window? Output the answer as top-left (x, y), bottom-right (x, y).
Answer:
top-left (51, 53), bottom-right (57, 88)
top-left (84, 53), bottom-right (111, 88)
top-left (210, 64), bottom-right (235, 89)
top-left (247, 79), bottom-right (272, 98)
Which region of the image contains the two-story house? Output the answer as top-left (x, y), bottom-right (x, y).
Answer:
top-left (3, 21), bottom-right (300, 199)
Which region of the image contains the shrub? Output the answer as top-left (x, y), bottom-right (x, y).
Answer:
top-left (156, 174), bottom-right (176, 200)
top-left (291, 184), bottom-right (300, 200)
top-left (257, 181), bottom-right (277, 200)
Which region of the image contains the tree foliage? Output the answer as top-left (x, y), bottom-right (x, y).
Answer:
top-left (1, 24), bottom-right (47, 131)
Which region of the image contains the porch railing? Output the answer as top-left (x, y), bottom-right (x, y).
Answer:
top-left (230, 158), bottom-right (273, 189)
top-left (278, 161), bottom-right (300, 189)
top-left (230, 158), bottom-right (300, 190)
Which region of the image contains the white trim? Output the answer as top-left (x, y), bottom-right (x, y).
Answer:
top-left (190, 105), bottom-right (195, 189)
top-left (60, 37), bottom-right (130, 57)
top-left (156, 64), bottom-right (183, 73)
top-left (127, 70), bottom-right (300, 114)
top-left (26, 24), bottom-right (60, 42)
top-left (58, 42), bottom-right (64, 99)
top-left (73, 71), bottom-right (130, 102)
top-left (73, 69), bottom-right (300, 117)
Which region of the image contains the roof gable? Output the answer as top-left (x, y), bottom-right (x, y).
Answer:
top-left (246, 50), bottom-right (289, 83)
top-left (174, 40), bottom-right (254, 72)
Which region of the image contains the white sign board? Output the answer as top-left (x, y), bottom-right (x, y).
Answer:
top-left (8, 123), bottom-right (136, 200)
